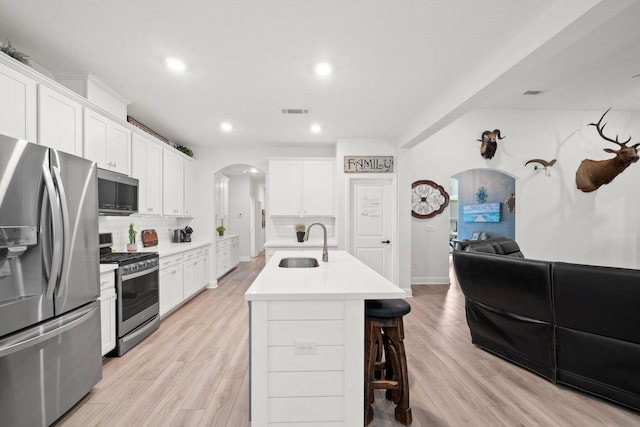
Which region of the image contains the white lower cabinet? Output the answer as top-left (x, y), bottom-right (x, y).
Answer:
top-left (159, 244), bottom-right (211, 317)
top-left (183, 247), bottom-right (205, 299)
top-left (216, 235), bottom-right (240, 279)
top-left (99, 270), bottom-right (117, 356)
top-left (159, 253), bottom-right (184, 317)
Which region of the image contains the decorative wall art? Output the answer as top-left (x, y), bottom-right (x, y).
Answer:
top-left (576, 108), bottom-right (640, 192)
top-left (475, 186), bottom-right (487, 204)
top-left (344, 156), bottom-right (394, 173)
top-left (463, 202), bottom-right (501, 223)
top-left (411, 180), bottom-right (450, 219)
top-left (525, 158), bottom-right (557, 176)
top-left (504, 193), bottom-right (516, 213)
top-left (477, 129), bottom-right (505, 159)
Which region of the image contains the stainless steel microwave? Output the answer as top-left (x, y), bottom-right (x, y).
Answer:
top-left (97, 168), bottom-right (139, 215)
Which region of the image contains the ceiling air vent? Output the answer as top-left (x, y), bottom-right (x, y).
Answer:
top-left (281, 108), bottom-right (310, 115)
top-left (523, 90), bottom-right (545, 95)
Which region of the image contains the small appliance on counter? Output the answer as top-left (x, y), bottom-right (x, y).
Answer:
top-left (172, 226), bottom-right (193, 243)
top-left (141, 229), bottom-right (158, 247)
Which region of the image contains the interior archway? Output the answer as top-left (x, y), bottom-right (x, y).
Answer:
top-left (214, 164), bottom-right (266, 260)
top-left (451, 168), bottom-right (516, 244)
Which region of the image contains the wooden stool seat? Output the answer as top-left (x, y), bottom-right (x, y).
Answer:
top-left (364, 299), bottom-right (412, 426)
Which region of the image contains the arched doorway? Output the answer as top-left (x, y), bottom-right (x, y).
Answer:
top-left (451, 168), bottom-right (516, 243)
top-left (214, 164), bottom-right (265, 260)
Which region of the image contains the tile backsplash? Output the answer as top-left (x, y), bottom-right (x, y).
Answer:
top-left (99, 216), bottom-right (193, 250)
top-left (270, 217), bottom-right (336, 242)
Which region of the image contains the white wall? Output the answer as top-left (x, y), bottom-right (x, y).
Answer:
top-left (409, 108), bottom-right (640, 283)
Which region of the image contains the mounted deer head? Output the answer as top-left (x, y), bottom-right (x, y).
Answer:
top-left (477, 129), bottom-right (504, 159)
top-left (576, 108), bottom-right (640, 192)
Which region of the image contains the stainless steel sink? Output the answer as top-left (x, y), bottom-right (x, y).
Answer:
top-left (278, 257), bottom-right (319, 268)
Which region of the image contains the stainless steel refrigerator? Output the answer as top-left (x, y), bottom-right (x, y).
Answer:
top-left (0, 135), bottom-right (102, 426)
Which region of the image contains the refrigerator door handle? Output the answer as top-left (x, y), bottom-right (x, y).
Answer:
top-left (42, 160), bottom-right (63, 298)
top-left (52, 163), bottom-right (71, 294)
top-left (0, 303), bottom-right (97, 358)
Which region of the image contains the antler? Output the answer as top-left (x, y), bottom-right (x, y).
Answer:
top-left (588, 108), bottom-right (632, 147)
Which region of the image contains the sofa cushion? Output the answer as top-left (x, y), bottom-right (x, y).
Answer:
top-left (453, 250), bottom-right (553, 322)
top-left (461, 237), bottom-right (524, 258)
top-left (553, 262), bottom-right (640, 344)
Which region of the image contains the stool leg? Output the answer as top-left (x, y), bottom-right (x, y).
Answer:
top-left (384, 319), bottom-right (412, 425)
top-left (364, 318), bottom-right (376, 426)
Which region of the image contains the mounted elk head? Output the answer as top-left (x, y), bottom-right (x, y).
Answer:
top-left (576, 108), bottom-right (640, 192)
top-left (477, 129), bottom-right (505, 159)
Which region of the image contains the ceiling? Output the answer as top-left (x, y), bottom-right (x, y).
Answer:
top-left (0, 1), bottom-right (639, 149)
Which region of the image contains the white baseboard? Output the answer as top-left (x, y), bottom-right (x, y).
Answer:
top-left (240, 256), bottom-right (251, 262)
top-left (411, 276), bottom-right (451, 285)
top-left (403, 288), bottom-right (413, 297)
top-left (207, 280), bottom-right (218, 289)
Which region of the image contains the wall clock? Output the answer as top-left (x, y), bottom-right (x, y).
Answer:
top-left (411, 180), bottom-right (450, 219)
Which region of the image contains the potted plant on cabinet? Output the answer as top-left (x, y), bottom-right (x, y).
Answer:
top-left (127, 223), bottom-right (137, 252)
top-left (216, 225), bottom-right (226, 237)
top-left (295, 224), bottom-right (306, 243)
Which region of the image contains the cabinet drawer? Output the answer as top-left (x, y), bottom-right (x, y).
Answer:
top-left (99, 271), bottom-right (115, 292)
top-left (183, 248), bottom-right (202, 260)
top-left (268, 346), bottom-right (344, 372)
top-left (268, 301), bottom-right (344, 321)
top-left (268, 320), bottom-right (344, 346)
top-left (160, 254), bottom-right (183, 269)
top-left (269, 396), bottom-right (344, 423)
top-left (268, 371), bottom-right (344, 397)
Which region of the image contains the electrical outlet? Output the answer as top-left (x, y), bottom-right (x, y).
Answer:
top-left (294, 342), bottom-right (317, 355)
top-left (425, 224), bottom-right (437, 232)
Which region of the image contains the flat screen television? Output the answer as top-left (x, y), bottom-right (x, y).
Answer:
top-left (463, 202), bottom-right (500, 223)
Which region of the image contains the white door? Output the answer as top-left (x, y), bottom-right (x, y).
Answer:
top-left (250, 196), bottom-right (257, 257)
top-left (349, 177), bottom-right (395, 281)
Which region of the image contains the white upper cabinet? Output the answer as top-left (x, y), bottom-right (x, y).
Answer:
top-left (302, 160), bottom-right (335, 216)
top-left (84, 109), bottom-right (131, 175)
top-left (131, 133), bottom-right (163, 215)
top-left (183, 158), bottom-right (195, 217)
top-left (268, 159), bottom-right (335, 216)
top-left (162, 147), bottom-right (184, 216)
top-left (0, 61), bottom-right (37, 142)
top-left (38, 85), bottom-right (83, 155)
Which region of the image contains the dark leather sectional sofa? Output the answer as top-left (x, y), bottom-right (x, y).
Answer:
top-left (452, 237), bottom-right (640, 411)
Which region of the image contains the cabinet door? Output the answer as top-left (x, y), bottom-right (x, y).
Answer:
top-left (38, 86), bottom-right (82, 155)
top-left (302, 160), bottom-right (335, 216)
top-left (108, 121), bottom-right (131, 175)
top-left (183, 257), bottom-right (201, 299)
top-left (83, 109), bottom-right (108, 168)
top-left (201, 250), bottom-right (210, 288)
top-left (183, 158), bottom-right (194, 216)
top-left (146, 142), bottom-right (163, 214)
top-left (159, 265), bottom-right (183, 316)
top-left (132, 134), bottom-right (163, 215)
top-left (162, 148), bottom-right (184, 215)
top-left (269, 160), bottom-right (302, 216)
top-left (0, 63), bottom-right (37, 142)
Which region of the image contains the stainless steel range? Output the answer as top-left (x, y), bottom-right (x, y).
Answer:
top-left (100, 233), bottom-right (159, 356)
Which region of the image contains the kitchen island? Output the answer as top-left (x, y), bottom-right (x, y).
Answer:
top-left (245, 250), bottom-right (405, 426)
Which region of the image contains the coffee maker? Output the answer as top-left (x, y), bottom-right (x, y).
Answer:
top-left (172, 226), bottom-right (193, 243)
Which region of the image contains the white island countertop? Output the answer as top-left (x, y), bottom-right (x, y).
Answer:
top-left (245, 250), bottom-right (405, 301)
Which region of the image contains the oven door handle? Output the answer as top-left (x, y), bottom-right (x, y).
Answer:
top-left (120, 265), bottom-right (159, 281)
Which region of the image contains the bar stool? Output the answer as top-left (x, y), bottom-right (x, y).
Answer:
top-left (364, 299), bottom-right (412, 426)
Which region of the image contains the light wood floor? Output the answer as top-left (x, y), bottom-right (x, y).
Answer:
top-left (57, 254), bottom-right (640, 426)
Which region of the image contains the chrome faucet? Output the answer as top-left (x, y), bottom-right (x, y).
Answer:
top-left (305, 222), bottom-right (328, 262)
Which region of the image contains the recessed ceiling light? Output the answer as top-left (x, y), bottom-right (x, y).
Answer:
top-left (220, 122), bottom-right (233, 132)
top-left (165, 57), bottom-right (186, 72)
top-left (310, 124), bottom-right (322, 133)
top-left (314, 62), bottom-right (333, 77)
